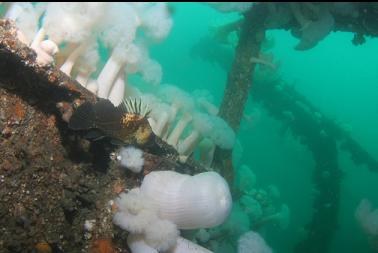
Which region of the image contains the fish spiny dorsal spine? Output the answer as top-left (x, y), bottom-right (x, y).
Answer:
top-left (121, 98), bottom-right (151, 118)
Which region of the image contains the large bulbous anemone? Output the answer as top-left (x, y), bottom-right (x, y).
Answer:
top-left (140, 170), bottom-right (232, 229)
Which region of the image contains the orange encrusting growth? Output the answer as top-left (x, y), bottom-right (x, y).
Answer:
top-left (35, 242), bottom-right (52, 253)
top-left (90, 239), bottom-right (116, 253)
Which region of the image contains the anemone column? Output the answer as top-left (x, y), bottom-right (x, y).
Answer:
top-left (213, 4), bottom-right (268, 183)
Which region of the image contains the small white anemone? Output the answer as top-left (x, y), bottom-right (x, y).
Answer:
top-left (238, 231), bottom-right (273, 253)
top-left (33, 39), bottom-right (59, 66)
top-left (117, 146), bottom-right (144, 173)
top-left (40, 40), bottom-right (59, 55)
top-left (195, 229), bottom-right (211, 243)
top-left (261, 203), bottom-right (291, 230)
top-left (84, 219), bottom-right (96, 232)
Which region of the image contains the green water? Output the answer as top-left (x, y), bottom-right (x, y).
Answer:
top-left (144, 3), bottom-right (378, 253)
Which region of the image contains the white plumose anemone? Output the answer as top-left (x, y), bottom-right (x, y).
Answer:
top-left (114, 188), bottom-right (179, 251)
top-left (117, 146), bottom-right (145, 173)
top-left (112, 188), bottom-right (157, 233)
top-left (114, 170), bottom-right (229, 253)
top-left (238, 231), bottom-right (273, 253)
top-left (140, 171), bottom-right (232, 229)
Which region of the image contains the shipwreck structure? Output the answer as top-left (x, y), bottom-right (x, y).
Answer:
top-left (1, 2), bottom-right (378, 253)
top-left (214, 3), bottom-right (378, 253)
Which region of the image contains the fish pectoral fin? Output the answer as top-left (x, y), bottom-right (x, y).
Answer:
top-left (84, 130), bottom-right (106, 141)
top-left (110, 138), bottom-right (126, 146)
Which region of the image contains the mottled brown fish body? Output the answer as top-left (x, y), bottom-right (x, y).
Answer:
top-left (68, 99), bottom-right (153, 146)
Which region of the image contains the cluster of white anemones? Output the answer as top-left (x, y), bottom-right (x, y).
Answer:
top-left (5, 3), bottom-right (236, 167)
top-left (113, 170), bottom-right (232, 253)
top-left (137, 85), bottom-right (236, 166)
top-left (114, 146), bottom-right (233, 252)
top-left (5, 2), bottom-right (172, 106)
top-left (114, 146), bottom-right (286, 253)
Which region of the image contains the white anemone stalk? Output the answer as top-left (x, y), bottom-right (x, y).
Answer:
top-left (149, 103), bottom-right (174, 137)
top-left (60, 43), bottom-right (88, 75)
top-left (166, 114), bottom-right (193, 147)
top-left (97, 3), bottom-right (141, 98)
top-left (97, 43), bottom-right (140, 99)
top-left (85, 79), bottom-right (98, 94)
top-left (108, 72), bottom-right (126, 106)
top-left (177, 112), bottom-right (212, 156)
top-left (178, 130), bottom-right (201, 157)
top-left (198, 138), bottom-right (216, 168)
top-left (76, 71), bottom-right (91, 87)
top-left (96, 47), bottom-right (125, 98)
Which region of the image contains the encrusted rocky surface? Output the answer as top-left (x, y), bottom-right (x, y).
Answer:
top-left (0, 19), bottom-right (205, 253)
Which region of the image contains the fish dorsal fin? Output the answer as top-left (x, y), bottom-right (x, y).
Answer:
top-left (119, 97), bottom-right (151, 118)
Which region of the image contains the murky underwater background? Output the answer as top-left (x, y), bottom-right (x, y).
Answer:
top-left (143, 3), bottom-right (378, 253)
